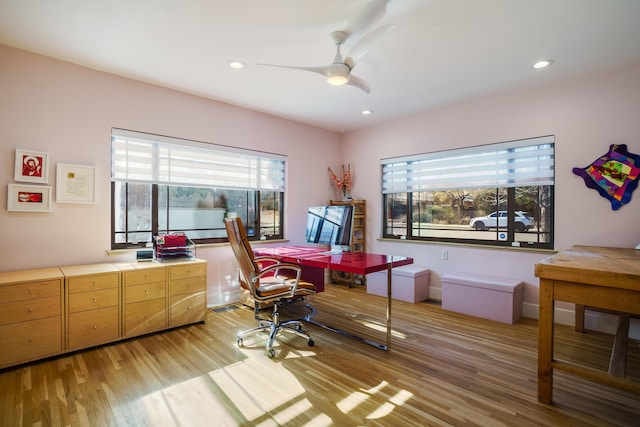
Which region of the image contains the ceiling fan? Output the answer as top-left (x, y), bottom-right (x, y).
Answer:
top-left (257, 0), bottom-right (394, 94)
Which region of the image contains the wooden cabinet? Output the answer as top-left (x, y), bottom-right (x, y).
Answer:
top-left (119, 263), bottom-right (167, 338)
top-left (330, 199), bottom-right (366, 286)
top-left (0, 260), bottom-right (206, 369)
top-left (60, 264), bottom-right (121, 351)
top-left (168, 260), bottom-right (207, 327)
top-left (0, 268), bottom-right (64, 369)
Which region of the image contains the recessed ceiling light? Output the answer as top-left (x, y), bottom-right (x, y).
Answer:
top-left (532, 59), bottom-right (553, 69)
top-left (361, 109), bottom-right (373, 116)
top-left (228, 60), bottom-right (246, 70)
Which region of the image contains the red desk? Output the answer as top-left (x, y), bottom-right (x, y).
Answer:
top-left (255, 246), bottom-right (414, 350)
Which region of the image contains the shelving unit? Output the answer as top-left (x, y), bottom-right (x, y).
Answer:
top-left (329, 198), bottom-right (366, 287)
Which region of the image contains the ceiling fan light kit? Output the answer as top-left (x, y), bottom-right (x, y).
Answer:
top-left (257, 0), bottom-right (392, 94)
top-left (327, 63), bottom-right (350, 86)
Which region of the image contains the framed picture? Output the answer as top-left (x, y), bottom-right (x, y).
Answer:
top-left (7, 184), bottom-right (52, 212)
top-left (14, 149), bottom-right (49, 183)
top-left (56, 163), bottom-right (96, 203)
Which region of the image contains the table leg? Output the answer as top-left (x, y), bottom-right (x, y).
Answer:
top-left (575, 304), bottom-right (585, 332)
top-left (386, 263), bottom-right (392, 350)
top-left (538, 278), bottom-right (555, 404)
top-left (302, 266), bottom-right (392, 351)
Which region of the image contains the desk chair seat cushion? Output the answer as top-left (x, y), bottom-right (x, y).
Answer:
top-left (256, 277), bottom-right (316, 298)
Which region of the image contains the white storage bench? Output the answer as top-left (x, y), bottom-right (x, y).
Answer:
top-left (442, 273), bottom-right (524, 324)
top-left (367, 266), bottom-right (430, 303)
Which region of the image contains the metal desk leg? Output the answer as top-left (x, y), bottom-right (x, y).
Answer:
top-left (386, 263), bottom-right (392, 350)
top-left (301, 266), bottom-right (392, 351)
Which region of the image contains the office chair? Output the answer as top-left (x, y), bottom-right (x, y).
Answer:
top-left (224, 217), bottom-right (316, 357)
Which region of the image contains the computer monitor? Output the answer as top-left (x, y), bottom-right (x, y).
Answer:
top-left (305, 205), bottom-right (353, 254)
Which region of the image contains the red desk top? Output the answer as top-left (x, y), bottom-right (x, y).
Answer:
top-left (254, 246), bottom-right (413, 275)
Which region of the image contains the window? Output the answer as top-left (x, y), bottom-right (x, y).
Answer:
top-left (381, 136), bottom-right (554, 249)
top-left (111, 129), bottom-right (285, 249)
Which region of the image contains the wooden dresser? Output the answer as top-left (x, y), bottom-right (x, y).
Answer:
top-left (0, 259), bottom-right (206, 370)
top-left (168, 261), bottom-right (207, 327)
top-left (0, 267), bottom-right (64, 369)
top-left (119, 262), bottom-right (168, 338)
top-left (61, 263), bottom-right (121, 351)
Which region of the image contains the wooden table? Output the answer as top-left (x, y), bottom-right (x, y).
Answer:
top-left (535, 245), bottom-right (640, 404)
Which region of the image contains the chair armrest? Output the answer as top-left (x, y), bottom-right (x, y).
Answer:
top-left (256, 262), bottom-right (303, 293)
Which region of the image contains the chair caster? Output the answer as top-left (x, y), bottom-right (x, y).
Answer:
top-left (237, 337), bottom-right (243, 347)
top-left (308, 339), bottom-right (315, 347)
top-left (265, 348), bottom-right (276, 358)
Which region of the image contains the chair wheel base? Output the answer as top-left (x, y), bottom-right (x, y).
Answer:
top-left (265, 348), bottom-right (276, 358)
top-left (308, 339), bottom-right (314, 347)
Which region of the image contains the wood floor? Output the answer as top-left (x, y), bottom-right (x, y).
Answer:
top-left (1, 284), bottom-right (639, 427)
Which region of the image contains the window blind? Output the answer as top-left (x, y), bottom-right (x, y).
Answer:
top-left (381, 135), bottom-right (554, 194)
top-left (111, 129), bottom-right (286, 191)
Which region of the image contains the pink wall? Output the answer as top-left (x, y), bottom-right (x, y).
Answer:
top-left (2, 43), bottom-right (639, 334)
top-left (0, 44), bottom-right (341, 306)
top-left (342, 63), bottom-right (640, 333)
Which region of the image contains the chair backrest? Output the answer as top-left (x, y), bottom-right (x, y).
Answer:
top-left (224, 217), bottom-right (258, 290)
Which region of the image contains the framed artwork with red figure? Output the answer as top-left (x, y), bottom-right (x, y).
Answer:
top-left (14, 149), bottom-right (49, 184)
top-left (7, 183), bottom-right (52, 212)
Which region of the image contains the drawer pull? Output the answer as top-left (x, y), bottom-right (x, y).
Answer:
top-left (145, 290), bottom-right (149, 294)
top-left (93, 298), bottom-right (97, 302)
top-left (28, 338), bottom-right (33, 343)
top-left (28, 308), bottom-right (33, 313)
top-left (93, 325), bottom-right (97, 329)
top-left (28, 288), bottom-right (33, 294)
top-left (92, 281), bottom-right (97, 285)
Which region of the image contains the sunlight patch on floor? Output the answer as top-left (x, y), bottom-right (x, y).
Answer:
top-left (337, 380), bottom-right (414, 420)
top-left (139, 375), bottom-right (238, 426)
top-left (352, 318), bottom-right (408, 339)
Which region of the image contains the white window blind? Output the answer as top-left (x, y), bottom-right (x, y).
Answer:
top-left (111, 129), bottom-right (286, 191)
top-left (381, 136), bottom-right (554, 194)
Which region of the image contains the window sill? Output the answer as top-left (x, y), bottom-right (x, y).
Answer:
top-left (376, 237), bottom-right (556, 255)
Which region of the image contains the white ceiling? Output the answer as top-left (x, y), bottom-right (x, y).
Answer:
top-left (2, 0), bottom-right (640, 133)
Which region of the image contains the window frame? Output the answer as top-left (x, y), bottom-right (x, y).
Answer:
top-left (381, 136), bottom-right (555, 249)
top-left (110, 129), bottom-right (285, 250)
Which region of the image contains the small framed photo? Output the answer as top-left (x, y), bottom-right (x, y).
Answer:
top-left (14, 149), bottom-right (49, 183)
top-left (7, 184), bottom-right (52, 212)
top-left (56, 163), bottom-right (96, 204)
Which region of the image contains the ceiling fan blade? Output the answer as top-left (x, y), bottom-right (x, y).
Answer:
top-left (256, 63), bottom-right (330, 77)
top-left (345, 24), bottom-right (395, 69)
top-left (347, 0), bottom-right (390, 37)
top-left (347, 74), bottom-right (371, 94)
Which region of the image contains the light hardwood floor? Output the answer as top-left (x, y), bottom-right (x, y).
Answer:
top-left (1, 284), bottom-right (639, 426)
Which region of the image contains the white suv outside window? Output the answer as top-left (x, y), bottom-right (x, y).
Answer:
top-left (469, 211), bottom-right (533, 232)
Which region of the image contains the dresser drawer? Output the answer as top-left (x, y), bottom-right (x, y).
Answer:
top-left (170, 292), bottom-right (206, 327)
top-left (68, 306), bottom-right (119, 350)
top-left (0, 296), bottom-right (61, 325)
top-left (68, 288), bottom-right (119, 313)
top-left (67, 273), bottom-right (119, 293)
top-left (124, 299), bottom-right (167, 338)
top-left (0, 317), bottom-right (62, 368)
top-left (125, 282), bottom-right (166, 303)
top-left (123, 268), bottom-right (166, 286)
top-left (169, 263), bottom-right (206, 280)
top-left (170, 276), bottom-right (205, 297)
top-left (0, 279), bottom-right (61, 303)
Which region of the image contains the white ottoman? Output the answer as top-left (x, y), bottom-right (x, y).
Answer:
top-left (367, 266), bottom-right (430, 303)
top-left (442, 273), bottom-right (524, 324)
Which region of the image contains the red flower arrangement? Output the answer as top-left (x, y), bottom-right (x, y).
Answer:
top-left (328, 164), bottom-right (352, 198)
